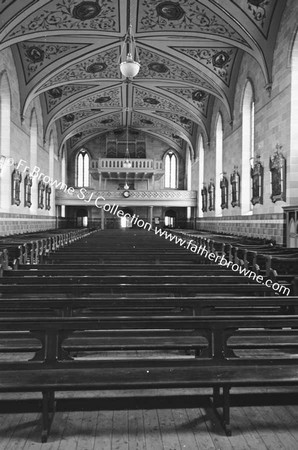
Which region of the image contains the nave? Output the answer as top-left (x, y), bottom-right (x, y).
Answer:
top-left (1, 229), bottom-right (298, 449)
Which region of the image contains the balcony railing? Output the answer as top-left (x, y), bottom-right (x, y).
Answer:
top-left (91, 158), bottom-right (163, 171)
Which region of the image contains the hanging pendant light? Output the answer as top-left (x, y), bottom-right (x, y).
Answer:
top-left (119, 25), bottom-right (140, 78)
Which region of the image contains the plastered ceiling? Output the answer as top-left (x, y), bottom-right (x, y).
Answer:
top-left (0, 0), bottom-right (285, 154)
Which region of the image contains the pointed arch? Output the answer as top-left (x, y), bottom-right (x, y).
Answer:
top-left (48, 131), bottom-right (54, 181)
top-left (164, 150), bottom-right (178, 189)
top-left (76, 148), bottom-right (90, 188)
top-left (30, 109), bottom-right (38, 169)
top-left (29, 109), bottom-right (38, 213)
top-left (198, 134), bottom-right (205, 218)
top-left (0, 71), bottom-right (11, 157)
top-left (215, 113), bottom-right (223, 216)
top-left (186, 146), bottom-right (192, 191)
top-left (0, 71), bottom-right (12, 209)
top-left (289, 29), bottom-right (298, 205)
top-left (241, 80), bottom-right (255, 214)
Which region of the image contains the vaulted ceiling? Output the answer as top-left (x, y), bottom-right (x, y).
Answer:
top-left (0, 0), bottom-right (285, 154)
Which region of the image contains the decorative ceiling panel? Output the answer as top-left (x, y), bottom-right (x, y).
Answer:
top-left (70, 129), bottom-right (100, 148)
top-left (137, 0), bottom-right (247, 45)
top-left (61, 87), bottom-right (122, 114)
top-left (151, 127), bottom-right (184, 149)
top-left (154, 111), bottom-right (194, 135)
top-left (229, 0), bottom-right (277, 37)
top-left (132, 112), bottom-right (163, 129)
top-left (61, 110), bottom-right (99, 132)
top-left (74, 112), bottom-right (121, 133)
top-left (133, 86), bottom-right (197, 122)
top-left (132, 111), bottom-right (184, 147)
top-left (137, 47), bottom-right (217, 89)
top-left (160, 86), bottom-right (210, 117)
top-left (44, 84), bottom-right (95, 113)
top-left (17, 40), bottom-right (88, 83)
top-left (6, 0), bottom-right (120, 40)
top-left (173, 46), bottom-right (238, 86)
top-left (43, 47), bottom-right (120, 88)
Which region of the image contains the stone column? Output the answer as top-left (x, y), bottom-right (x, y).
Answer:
top-left (149, 205), bottom-right (153, 225)
top-left (101, 208), bottom-right (105, 230)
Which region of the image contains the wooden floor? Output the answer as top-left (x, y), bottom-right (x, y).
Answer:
top-left (1, 229), bottom-right (298, 448)
top-left (2, 389), bottom-right (298, 449)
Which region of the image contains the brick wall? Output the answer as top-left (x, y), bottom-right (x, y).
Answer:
top-left (0, 213), bottom-right (57, 236)
top-left (195, 213), bottom-right (285, 245)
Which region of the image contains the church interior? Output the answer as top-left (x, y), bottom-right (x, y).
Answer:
top-left (1, 0), bottom-right (298, 448)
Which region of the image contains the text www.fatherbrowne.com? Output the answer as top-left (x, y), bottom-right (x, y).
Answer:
top-left (154, 228), bottom-right (290, 296)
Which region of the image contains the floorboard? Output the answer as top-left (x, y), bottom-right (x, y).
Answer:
top-left (185, 408), bottom-right (216, 450)
top-left (143, 409), bottom-right (164, 450)
top-left (128, 409), bottom-right (146, 450)
top-left (1, 393), bottom-right (298, 449)
top-left (111, 410), bottom-right (129, 450)
top-left (157, 409), bottom-right (181, 450)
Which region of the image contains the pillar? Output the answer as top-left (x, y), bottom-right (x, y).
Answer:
top-left (101, 208), bottom-right (105, 230)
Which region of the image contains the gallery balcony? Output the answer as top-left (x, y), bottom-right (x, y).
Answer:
top-left (90, 158), bottom-right (164, 181)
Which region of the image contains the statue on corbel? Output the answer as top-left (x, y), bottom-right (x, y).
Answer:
top-left (24, 170), bottom-right (32, 208)
top-left (208, 180), bottom-right (215, 211)
top-left (201, 183), bottom-right (207, 212)
top-left (38, 177), bottom-right (46, 209)
top-left (250, 154), bottom-right (263, 205)
top-left (11, 165), bottom-right (22, 206)
top-left (269, 143), bottom-right (286, 203)
top-left (230, 166), bottom-right (240, 207)
top-left (220, 173), bottom-right (228, 209)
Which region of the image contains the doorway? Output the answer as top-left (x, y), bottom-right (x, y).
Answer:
top-left (76, 208), bottom-right (88, 227)
top-left (120, 207), bottom-right (134, 228)
top-left (164, 209), bottom-right (176, 228)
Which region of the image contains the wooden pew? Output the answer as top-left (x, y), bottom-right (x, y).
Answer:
top-left (0, 280), bottom-right (280, 295)
top-left (0, 295), bottom-right (297, 318)
top-left (10, 264), bottom-right (231, 276)
top-left (0, 274), bottom-right (264, 285)
top-left (1, 315), bottom-right (298, 441)
top-left (0, 228), bottom-right (95, 270)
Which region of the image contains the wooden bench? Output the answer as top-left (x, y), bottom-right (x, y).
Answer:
top-left (9, 264), bottom-right (230, 276)
top-left (0, 273), bottom-right (263, 285)
top-left (0, 294), bottom-right (296, 318)
top-left (1, 315), bottom-right (298, 441)
top-left (0, 280), bottom-right (278, 295)
top-left (0, 228), bottom-right (94, 269)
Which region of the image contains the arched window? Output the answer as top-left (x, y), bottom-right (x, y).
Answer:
top-left (290, 31), bottom-right (298, 205)
top-left (164, 151), bottom-right (177, 188)
top-left (186, 147), bottom-right (192, 190)
top-left (77, 149), bottom-right (89, 187)
top-left (0, 72), bottom-right (11, 209)
top-left (0, 73), bottom-right (11, 158)
top-left (48, 132), bottom-right (54, 181)
top-left (30, 110), bottom-right (38, 169)
top-left (186, 147), bottom-right (192, 222)
top-left (30, 110), bottom-right (38, 213)
top-left (61, 150), bottom-right (66, 218)
top-left (241, 80), bottom-right (255, 214)
top-left (198, 134), bottom-right (205, 217)
top-left (215, 114), bottom-right (223, 216)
